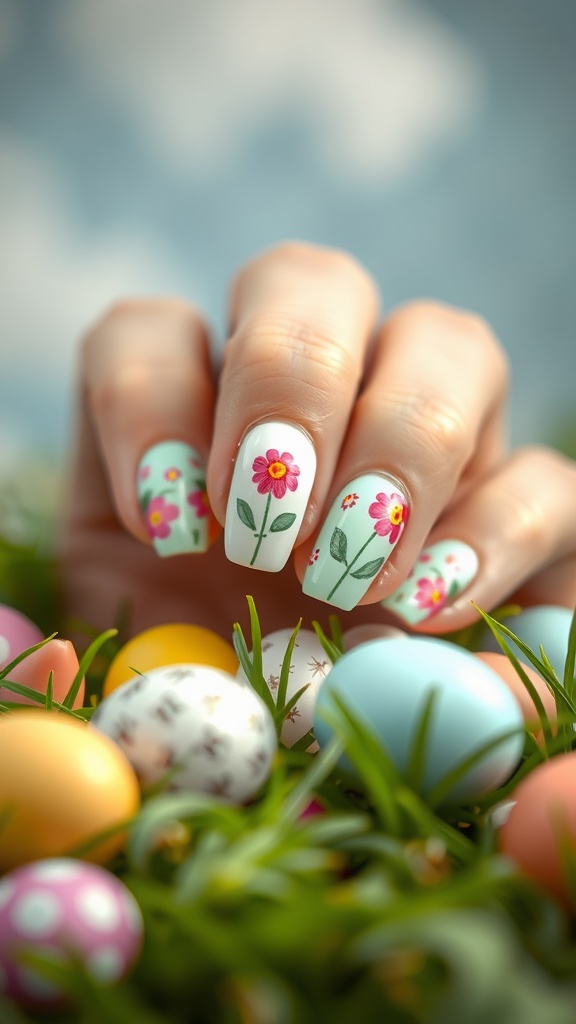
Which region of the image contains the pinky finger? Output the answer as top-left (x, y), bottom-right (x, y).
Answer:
top-left (381, 446), bottom-right (576, 632)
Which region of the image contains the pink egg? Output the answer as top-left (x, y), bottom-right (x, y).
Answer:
top-left (0, 858), bottom-right (143, 1008)
top-left (0, 639), bottom-right (85, 708)
top-left (0, 604), bottom-right (43, 671)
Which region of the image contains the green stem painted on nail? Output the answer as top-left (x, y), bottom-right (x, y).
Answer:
top-left (327, 532), bottom-right (376, 601)
top-left (250, 492), bottom-right (272, 566)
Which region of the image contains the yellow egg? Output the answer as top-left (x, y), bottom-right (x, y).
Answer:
top-left (103, 623), bottom-right (238, 697)
top-left (0, 710), bottom-right (140, 870)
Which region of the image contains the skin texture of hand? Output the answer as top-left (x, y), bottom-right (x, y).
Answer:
top-left (60, 242), bottom-right (576, 647)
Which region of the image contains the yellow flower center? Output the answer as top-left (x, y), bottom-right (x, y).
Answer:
top-left (150, 511), bottom-right (162, 526)
top-left (430, 589), bottom-right (443, 604)
top-left (166, 470), bottom-right (179, 480)
top-left (268, 461), bottom-right (287, 480)
top-left (389, 504), bottom-right (403, 526)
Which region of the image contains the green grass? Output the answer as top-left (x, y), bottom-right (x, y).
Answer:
top-left (1, 530), bottom-right (576, 1023)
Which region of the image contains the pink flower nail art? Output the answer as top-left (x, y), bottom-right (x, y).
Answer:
top-left (368, 491), bottom-right (409, 543)
top-left (187, 489), bottom-right (210, 518)
top-left (251, 449), bottom-right (300, 499)
top-left (414, 576), bottom-right (447, 611)
top-left (145, 496), bottom-right (179, 539)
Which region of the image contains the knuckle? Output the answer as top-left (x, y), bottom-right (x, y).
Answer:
top-left (89, 360), bottom-right (155, 419)
top-left (229, 315), bottom-right (360, 386)
top-left (385, 387), bottom-right (472, 469)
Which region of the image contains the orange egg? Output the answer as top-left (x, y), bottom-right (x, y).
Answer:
top-left (499, 752), bottom-right (576, 906)
top-left (0, 638), bottom-right (85, 709)
top-left (103, 623), bottom-right (238, 697)
top-left (474, 652), bottom-right (557, 746)
top-left (0, 710), bottom-right (139, 870)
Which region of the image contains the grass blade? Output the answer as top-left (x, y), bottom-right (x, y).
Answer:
top-left (63, 628), bottom-right (118, 709)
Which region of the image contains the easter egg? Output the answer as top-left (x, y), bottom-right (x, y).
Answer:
top-left (479, 605), bottom-right (573, 681)
top-left (0, 858), bottom-right (143, 1008)
top-left (92, 664), bottom-right (277, 803)
top-left (314, 637), bottom-right (524, 802)
top-left (0, 604), bottom-right (43, 670)
top-left (0, 711), bottom-right (140, 870)
top-left (237, 628), bottom-right (331, 749)
top-left (103, 623), bottom-right (238, 697)
top-left (474, 652), bottom-right (557, 745)
top-left (499, 751), bottom-right (576, 905)
top-left (0, 639), bottom-right (85, 709)
top-left (342, 623), bottom-right (408, 650)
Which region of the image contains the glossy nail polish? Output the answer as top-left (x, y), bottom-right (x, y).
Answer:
top-left (302, 474), bottom-right (409, 610)
top-left (382, 539), bottom-right (478, 624)
top-left (137, 441), bottom-right (216, 556)
top-left (225, 421), bottom-right (316, 572)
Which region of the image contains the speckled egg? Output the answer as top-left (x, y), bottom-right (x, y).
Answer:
top-left (0, 604), bottom-right (43, 671)
top-left (314, 636), bottom-right (525, 803)
top-left (103, 623), bottom-right (238, 697)
top-left (238, 628), bottom-right (331, 749)
top-left (499, 751), bottom-right (576, 906)
top-left (0, 638), bottom-right (85, 709)
top-left (92, 664), bottom-right (277, 803)
top-left (479, 605), bottom-right (573, 681)
top-left (0, 712), bottom-right (140, 870)
top-left (0, 858), bottom-right (143, 1008)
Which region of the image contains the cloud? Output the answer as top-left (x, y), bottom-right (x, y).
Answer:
top-left (56, 0), bottom-right (485, 183)
top-left (0, 136), bottom-right (191, 449)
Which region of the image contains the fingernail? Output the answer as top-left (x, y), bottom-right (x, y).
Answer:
top-left (137, 441), bottom-right (217, 556)
top-left (381, 539), bottom-right (479, 624)
top-left (302, 474), bottom-right (409, 610)
top-left (225, 421), bottom-right (316, 572)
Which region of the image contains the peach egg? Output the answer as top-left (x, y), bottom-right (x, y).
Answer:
top-left (0, 638), bottom-right (85, 709)
top-left (0, 711), bottom-right (139, 870)
top-left (103, 623), bottom-right (238, 697)
top-left (499, 751), bottom-right (576, 906)
top-left (474, 652), bottom-right (557, 745)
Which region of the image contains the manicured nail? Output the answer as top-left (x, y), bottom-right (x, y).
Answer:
top-left (381, 539), bottom-right (479, 624)
top-left (225, 421), bottom-right (316, 572)
top-left (302, 474), bottom-right (409, 610)
top-left (137, 441), bottom-right (217, 556)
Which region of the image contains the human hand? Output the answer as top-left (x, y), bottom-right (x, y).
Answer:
top-left (61, 242), bottom-right (576, 645)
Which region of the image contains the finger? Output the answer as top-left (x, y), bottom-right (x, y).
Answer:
top-left (207, 242), bottom-right (379, 571)
top-left (381, 446), bottom-right (576, 631)
top-left (298, 301), bottom-right (509, 610)
top-left (68, 298), bottom-right (219, 556)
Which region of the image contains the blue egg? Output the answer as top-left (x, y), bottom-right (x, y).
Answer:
top-left (479, 605), bottom-right (574, 681)
top-left (314, 637), bottom-right (524, 803)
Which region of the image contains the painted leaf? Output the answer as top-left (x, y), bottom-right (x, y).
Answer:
top-left (350, 556), bottom-right (386, 580)
top-left (138, 488), bottom-right (153, 512)
top-left (237, 499), bottom-right (257, 531)
top-left (447, 579), bottom-right (460, 600)
top-left (270, 512), bottom-right (297, 532)
top-left (330, 527), bottom-right (348, 564)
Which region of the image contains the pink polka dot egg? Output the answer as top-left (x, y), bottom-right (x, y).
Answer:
top-left (0, 858), bottom-right (143, 1008)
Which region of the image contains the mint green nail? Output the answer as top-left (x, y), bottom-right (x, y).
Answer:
top-left (382, 539), bottom-right (478, 625)
top-left (302, 474), bottom-right (409, 610)
top-left (137, 441), bottom-right (213, 556)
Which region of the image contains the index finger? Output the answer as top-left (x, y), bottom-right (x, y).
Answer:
top-left (207, 242), bottom-right (380, 572)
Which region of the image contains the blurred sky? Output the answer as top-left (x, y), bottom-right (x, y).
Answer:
top-left (0, 0), bottom-right (574, 469)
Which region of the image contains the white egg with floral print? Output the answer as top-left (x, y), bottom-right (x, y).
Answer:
top-left (238, 628), bottom-right (331, 750)
top-left (90, 664), bottom-right (277, 802)
top-left (0, 858), bottom-right (143, 1008)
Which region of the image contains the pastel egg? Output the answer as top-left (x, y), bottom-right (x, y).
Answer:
top-left (499, 751), bottom-right (576, 906)
top-left (92, 664), bottom-right (277, 803)
top-left (103, 623), bottom-right (238, 697)
top-left (479, 605), bottom-right (573, 680)
top-left (0, 711), bottom-right (140, 870)
top-left (342, 623), bottom-right (408, 650)
top-left (314, 637), bottom-right (524, 802)
top-left (237, 628), bottom-right (331, 749)
top-left (0, 858), bottom-right (143, 1008)
top-left (474, 652), bottom-right (557, 745)
top-left (0, 603), bottom-right (43, 670)
top-left (0, 639), bottom-right (85, 709)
